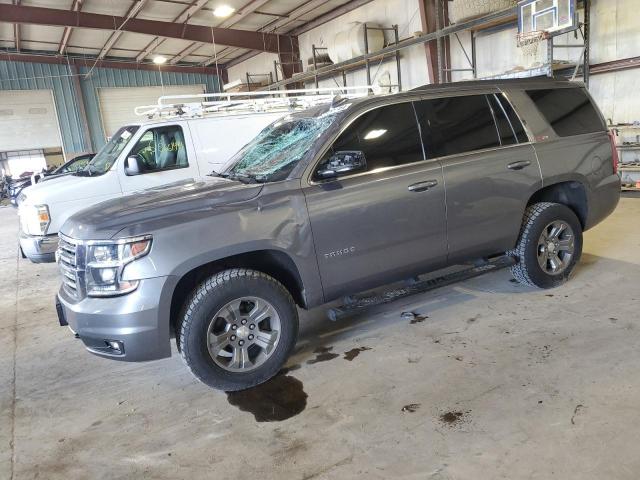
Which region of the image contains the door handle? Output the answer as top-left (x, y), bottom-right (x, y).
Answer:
top-left (408, 180), bottom-right (438, 192)
top-left (507, 160), bottom-right (532, 170)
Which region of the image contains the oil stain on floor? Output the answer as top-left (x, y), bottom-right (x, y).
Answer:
top-left (306, 346), bottom-right (340, 365)
top-left (439, 410), bottom-right (470, 427)
top-left (226, 375), bottom-right (308, 422)
top-left (343, 347), bottom-right (372, 361)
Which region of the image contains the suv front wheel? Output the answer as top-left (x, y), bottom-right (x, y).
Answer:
top-left (509, 202), bottom-right (583, 289)
top-left (179, 269), bottom-right (299, 391)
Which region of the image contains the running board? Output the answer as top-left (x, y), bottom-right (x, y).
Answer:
top-left (326, 255), bottom-right (516, 321)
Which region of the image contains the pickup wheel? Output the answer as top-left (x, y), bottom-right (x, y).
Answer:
top-left (509, 202), bottom-right (583, 289)
top-left (179, 268), bottom-right (298, 391)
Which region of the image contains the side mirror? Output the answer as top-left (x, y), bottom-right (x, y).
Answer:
top-left (124, 155), bottom-right (143, 176)
top-left (316, 151), bottom-right (366, 179)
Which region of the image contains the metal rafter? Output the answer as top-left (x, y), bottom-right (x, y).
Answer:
top-left (195, 0), bottom-right (272, 67)
top-left (208, 0), bottom-right (328, 69)
top-left (13, 0), bottom-right (21, 52)
top-left (98, 0), bottom-right (149, 60)
top-left (136, 0), bottom-right (210, 62)
top-left (0, 3), bottom-right (295, 54)
top-left (58, 0), bottom-right (83, 55)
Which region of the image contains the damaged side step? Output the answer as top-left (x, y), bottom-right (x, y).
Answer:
top-left (326, 255), bottom-right (516, 321)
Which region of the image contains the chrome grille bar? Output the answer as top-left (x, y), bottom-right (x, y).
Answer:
top-left (57, 234), bottom-right (81, 299)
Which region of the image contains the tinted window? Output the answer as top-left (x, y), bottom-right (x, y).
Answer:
top-left (128, 125), bottom-right (188, 174)
top-left (526, 88), bottom-right (605, 137)
top-left (414, 95), bottom-right (501, 158)
top-left (325, 102), bottom-right (424, 173)
top-left (489, 93), bottom-right (529, 144)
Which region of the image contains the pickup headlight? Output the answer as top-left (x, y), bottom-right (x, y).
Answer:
top-left (85, 236), bottom-right (152, 297)
top-left (21, 204), bottom-right (50, 236)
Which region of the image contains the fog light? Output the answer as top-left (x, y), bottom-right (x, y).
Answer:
top-left (105, 340), bottom-right (124, 354)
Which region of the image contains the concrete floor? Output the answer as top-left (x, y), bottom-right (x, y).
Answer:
top-left (1, 197), bottom-right (640, 480)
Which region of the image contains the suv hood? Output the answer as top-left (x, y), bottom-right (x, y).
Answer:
top-left (61, 177), bottom-right (263, 240)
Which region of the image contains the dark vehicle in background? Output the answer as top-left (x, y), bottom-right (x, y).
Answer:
top-left (7, 154), bottom-right (95, 207)
top-left (56, 78), bottom-right (620, 392)
top-left (41, 153), bottom-right (95, 183)
top-left (7, 174), bottom-right (33, 206)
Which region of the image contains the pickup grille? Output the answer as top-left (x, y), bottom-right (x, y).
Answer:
top-left (58, 235), bottom-right (82, 299)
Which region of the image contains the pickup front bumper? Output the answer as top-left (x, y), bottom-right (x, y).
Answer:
top-left (19, 231), bottom-right (58, 263)
top-left (57, 276), bottom-right (177, 362)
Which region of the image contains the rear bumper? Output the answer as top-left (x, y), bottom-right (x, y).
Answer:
top-left (57, 275), bottom-right (178, 362)
top-left (19, 231), bottom-right (58, 263)
top-left (585, 173), bottom-right (621, 230)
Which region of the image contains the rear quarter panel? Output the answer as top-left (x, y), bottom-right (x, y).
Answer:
top-left (507, 86), bottom-right (620, 230)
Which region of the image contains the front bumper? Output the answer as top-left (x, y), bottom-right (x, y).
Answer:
top-left (57, 275), bottom-right (178, 362)
top-left (19, 231), bottom-right (58, 263)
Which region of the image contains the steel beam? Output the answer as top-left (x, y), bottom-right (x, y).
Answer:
top-left (98, 0), bottom-right (149, 60)
top-left (58, 0), bottom-right (83, 55)
top-left (138, 0), bottom-right (209, 63)
top-left (199, 0), bottom-right (272, 67)
top-left (0, 52), bottom-right (226, 77)
top-left (0, 3), bottom-right (296, 54)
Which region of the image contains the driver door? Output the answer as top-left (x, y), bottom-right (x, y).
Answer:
top-left (119, 124), bottom-right (199, 194)
top-left (302, 101), bottom-right (448, 301)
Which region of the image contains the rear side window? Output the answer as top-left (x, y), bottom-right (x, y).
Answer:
top-left (414, 95), bottom-right (501, 158)
top-left (327, 102), bottom-right (424, 172)
top-left (490, 93), bottom-right (529, 144)
top-left (526, 88), bottom-right (605, 137)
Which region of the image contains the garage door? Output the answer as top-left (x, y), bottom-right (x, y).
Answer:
top-left (98, 85), bottom-right (205, 138)
top-left (0, 90), bottom-right (62, 151)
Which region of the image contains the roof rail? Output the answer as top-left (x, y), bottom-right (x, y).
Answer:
top-left (134, 86), bottom-right (377, 119)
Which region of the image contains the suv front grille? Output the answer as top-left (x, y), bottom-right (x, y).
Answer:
top-left (58, 235), bottom-right (84, 299)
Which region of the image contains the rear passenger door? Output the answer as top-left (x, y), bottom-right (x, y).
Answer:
top-left (414, 93), bottom-right (542, 262)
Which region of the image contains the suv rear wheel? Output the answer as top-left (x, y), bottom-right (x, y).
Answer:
top-left (179, 269), bottom-right (298, 391)
top-left (509, 202), bottom-right (583, 289)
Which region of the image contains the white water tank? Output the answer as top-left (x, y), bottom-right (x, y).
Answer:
top-left (327, 23), bottom-right (385, 64)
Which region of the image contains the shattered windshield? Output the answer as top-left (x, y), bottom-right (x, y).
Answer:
top-left (76, 126), bottom-right (139, 177)
top-left (223, 110), bottom-right (340, 182)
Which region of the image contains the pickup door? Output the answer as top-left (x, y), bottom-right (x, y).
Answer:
top-left (414, 92), bottom-right (542, 262)
top-left (303, 101), bottom-right (448, 302)
top-left (117, 123), bottom-right (200, 194)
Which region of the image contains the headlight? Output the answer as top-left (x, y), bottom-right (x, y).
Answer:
top-left (85, 236), bottom-right (152, 297)
top-left (21, 204), bottom-right (50, 235)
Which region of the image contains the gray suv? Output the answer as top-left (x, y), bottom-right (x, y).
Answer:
top-left (56, 79), bottom-right (620, 391)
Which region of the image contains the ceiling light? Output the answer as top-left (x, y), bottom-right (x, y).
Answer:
top-left (364, 129), bottom-right (388, 140)
top-left (153, 55), bottom-right (167, 65)
top-left (213, 5), bottom-right (235, 18)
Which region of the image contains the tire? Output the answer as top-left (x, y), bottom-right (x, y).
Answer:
top-left (179, 268), bottom-right (299, 391)
top-left (509, 202), bottom-right (583, 289)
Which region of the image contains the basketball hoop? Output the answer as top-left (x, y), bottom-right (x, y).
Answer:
top-left (516, 30), bottom-right (549, 57)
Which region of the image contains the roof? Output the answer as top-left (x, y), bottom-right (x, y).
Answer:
top-left (0, 0), bottom-right (359, 69)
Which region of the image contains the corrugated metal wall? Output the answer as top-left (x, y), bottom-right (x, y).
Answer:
top-left (0, 61), bottom-right (87, 154)
top-left (0, 59), bottom-right (221, 155)
top-left (78, 66), bottom-right (221, 151)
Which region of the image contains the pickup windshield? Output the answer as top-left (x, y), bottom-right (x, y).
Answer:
top-left (76, 126), bottom-right (139, 176)
top-left (223, 110), bottom-right (340, 183)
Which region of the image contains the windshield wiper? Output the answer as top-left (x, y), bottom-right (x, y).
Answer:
top-left (228, 173), bottom-right (261, 184)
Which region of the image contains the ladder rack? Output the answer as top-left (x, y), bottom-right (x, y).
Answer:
top-left (134, 86), bottom-right (376, 119)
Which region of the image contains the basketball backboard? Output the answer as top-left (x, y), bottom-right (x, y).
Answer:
top-left (518, 0), bottom-right (578, 36)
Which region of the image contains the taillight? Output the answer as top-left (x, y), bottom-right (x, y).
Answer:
top-left (609, 130), bottom-right (619, 174)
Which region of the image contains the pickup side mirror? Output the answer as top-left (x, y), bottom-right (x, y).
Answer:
top-left (124, 155), bottom-right (144, 176)
top-left (316, 151), bottom-right (367, 180)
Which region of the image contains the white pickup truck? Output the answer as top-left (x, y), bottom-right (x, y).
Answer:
top-left (18, 88), bottom-right (371, 263)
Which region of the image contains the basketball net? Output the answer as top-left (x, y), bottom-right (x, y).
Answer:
top-left (516, 31), bottom-right (549, 57)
